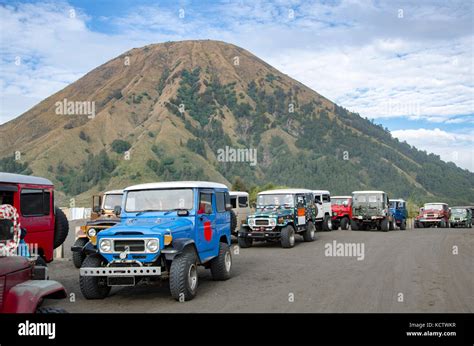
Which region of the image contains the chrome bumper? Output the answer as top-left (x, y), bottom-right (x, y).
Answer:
top-left (80, 266), bottom-right (162, 276)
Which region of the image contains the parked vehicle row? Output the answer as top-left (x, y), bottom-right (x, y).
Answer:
top-left (1, 172), bottom-right (472, 309)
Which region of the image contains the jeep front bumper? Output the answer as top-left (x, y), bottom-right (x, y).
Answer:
top-left (239, 230), bottom-right (281, 239)
top-left (80, 266), bottom-right (162, 276)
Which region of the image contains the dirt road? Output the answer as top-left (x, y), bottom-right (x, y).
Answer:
top-left (44, 226), bottom-right (474, 313)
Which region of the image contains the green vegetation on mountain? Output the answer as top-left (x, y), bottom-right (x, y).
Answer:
top-left (0, 40), bottom-right (472, 206)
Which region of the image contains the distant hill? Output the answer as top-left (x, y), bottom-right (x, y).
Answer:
top-left (1, 40), bottom-right (472, 206)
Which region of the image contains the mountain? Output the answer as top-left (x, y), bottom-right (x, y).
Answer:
top-left (0, 40), bottom-right (473, 206)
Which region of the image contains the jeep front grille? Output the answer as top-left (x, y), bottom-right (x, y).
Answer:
top-left (255, 219), bottom-right (270, 226)
top-left (114, 240), bottom-right (145, 252)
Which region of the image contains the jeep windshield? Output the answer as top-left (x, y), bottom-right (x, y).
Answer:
top-left (103, 194), bottom-right (123, 210)
top-left (332, 198), bottom-right (349, 206)
top-left (424, 204), bottom-right (444, 211)
top-left (125, 189), bottom-right (193, 212)
top-left (353, 194), bottom-right (383, 207)
top-left (257, 194), bottom-right (294, 209)
top-left (451, 208), bottom-right (466, 216)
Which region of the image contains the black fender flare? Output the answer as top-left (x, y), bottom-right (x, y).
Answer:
top-left (164, 238), bottom-right (199, 261)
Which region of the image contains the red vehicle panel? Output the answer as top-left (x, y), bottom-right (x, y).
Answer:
top-left (331, 196), bottom-right (352, 230)
top-left (0, 173), bottom-right (68, 262)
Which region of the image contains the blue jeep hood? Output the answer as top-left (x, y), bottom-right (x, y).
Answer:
top-left (98, 217), bottom-right (193, 237)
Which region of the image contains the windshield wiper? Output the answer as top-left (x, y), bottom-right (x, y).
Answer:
top-left (135, 209), bottom-right (157, 216)
top-left (164, 208), bottom-right (189, 215)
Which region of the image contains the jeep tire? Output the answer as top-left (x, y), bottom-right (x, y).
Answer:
top-left (351, 220), bottom-right (359, 231)
top-left (340, 217), bottom-right (350, 230)
top-left (303, 221), bottom-right (316, 242)
top-left (79, 254), bottom-right (111, 299)
top-left (381, 218), bottom-right (389, 232)
top-left (439, 220), bottom-right (446, 228)
top-left (170, 249), bottom-right (199, 301)
top-left (389, 220), bottom-right (395, 231)
top-left (400, 219), bottom-right (407, 230)
top-left (230, 210), bottom-right (237, 235)
top-left (72, 238), bottom-right (88, 268)
top-left (323, 215), bottom-right (332, 232)
top-left (54, 207), bottom-right (69, 249)
top-left (238, 236), bottom-right (253, 248)
top-left (210, 242), bottom-right (232, 281)
top-left (281, 225), bottom-right (296, 248)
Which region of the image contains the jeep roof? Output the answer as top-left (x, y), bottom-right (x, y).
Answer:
top-left (259, 188), bottom-right (313, 195)
top-left (424, 202), bottom-right (447, 206)
top-left (332, 196), bottom-right (352, 199)
top-left (104, 189), bottom-right (123, 194)
top-left (230, 191), bottom-right (249, 197)
top-left (312, 190), bottom-right (330, 194)
top-left (125, 181), bottom-right (228, 191)
top-left (352, 190), bottom-right (385, 194)
top-left (0, 172), bottom-right (53, 186)
top-left (389, 199), bottom-right (406, 203)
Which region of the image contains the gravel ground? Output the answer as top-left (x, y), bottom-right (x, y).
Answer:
top-left (44, 223), bottom-right (474, 313)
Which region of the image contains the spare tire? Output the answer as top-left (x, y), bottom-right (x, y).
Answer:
top-left (230, 210), bottom-right (238, 235)
top-left (54, 207), bottom-right (69, 249)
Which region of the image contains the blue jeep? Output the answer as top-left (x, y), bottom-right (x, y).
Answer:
top-left (79, 181), bottom-right (233, 301)
top-left (389, 199), bottom-right (407, 230)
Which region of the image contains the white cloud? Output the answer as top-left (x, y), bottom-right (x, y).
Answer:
top-left (0, 0), bottom-right (473, 172)
top-left (391, 128), bottom-right (474, 171)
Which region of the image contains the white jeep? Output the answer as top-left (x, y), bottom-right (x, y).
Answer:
top-left (312, 190), bottom-right (332, 231)
top-left (229, 191), bottom-right (250, 235)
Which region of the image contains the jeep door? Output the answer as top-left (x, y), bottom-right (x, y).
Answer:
top-left (196, 190), bottom-right (217, 258)
top-left (295, 194), bottom-right (307, 226)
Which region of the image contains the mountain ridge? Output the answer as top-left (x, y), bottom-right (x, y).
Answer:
top-left (0, 40), bottom-right (472, 206)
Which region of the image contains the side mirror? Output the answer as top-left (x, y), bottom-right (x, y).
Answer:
top-left (225, 203), bottom-right (233, 211)
top-left (93, 206), bottom-right (101, 214)
top-left (113, 206), bottom-right (122, 216)
top-left (20, 227), bottom-right (27, 240)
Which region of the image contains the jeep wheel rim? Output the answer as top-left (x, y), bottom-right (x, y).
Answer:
top-left (310, 228), bottom-right (315, 239)
top-left (188, 264), bottom-right (198, 291)
top-left (327, 219), bottom-right (332, 229)
top-left (290, 231), bottom-right (295, 246)
top-left (224, 251), bottom-right (231, 272)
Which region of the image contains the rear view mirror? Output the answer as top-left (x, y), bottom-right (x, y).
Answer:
top-left (20, 227), bottom-right (27, 239)
top-left (113, 206), bottom-right (122, 216)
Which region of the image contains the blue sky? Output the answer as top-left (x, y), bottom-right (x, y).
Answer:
top-left (0, 0), bottom-right (473, 170)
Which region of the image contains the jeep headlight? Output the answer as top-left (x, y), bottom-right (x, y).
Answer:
top-left (269, 219), bottom-right (276, 227)
top-left (87, 228), bottom-right (97, 237)
top-left (146, 239), bottom-right (159, 252)
top-left (99, 239), bottom-right (112, 253)
top-left (248, 218), bottom-right (255, 226)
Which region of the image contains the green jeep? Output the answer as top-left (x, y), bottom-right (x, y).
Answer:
top-left (449, 207), bottom-right (472, 228)
top-left (237, 189), bottom-right (317, 248)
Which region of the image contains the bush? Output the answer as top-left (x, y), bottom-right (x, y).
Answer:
top-left (111, 139), bottom-right (131, 153)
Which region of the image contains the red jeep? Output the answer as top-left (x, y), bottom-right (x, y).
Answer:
top-left (0, 173), bottom-right (69, 262)
top-left (414, 203), bottom-right (450, 228)
top-left (331, 196), bottom-right (352, 230)
top-left (0, 255), bottom-right (67, 313)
